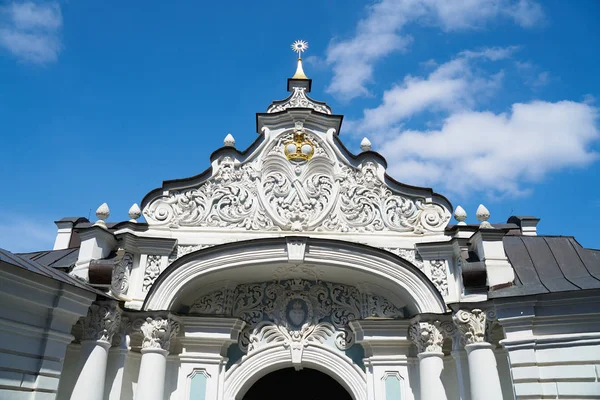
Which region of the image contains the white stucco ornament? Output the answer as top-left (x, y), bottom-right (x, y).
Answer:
top-left (143, 131), bottom-right (451, 234)
top-left (453, 309), bottom-right (486, 345)
top-left (224, 133), bottom-right (235, 147)
top-left (94, 203), bottom-right (110, 229)
top-left (360, 137), bottom-right (372, 152)
top-left (128, 203), bottom-right (141, 222)
top-left (409, 321), bottom-right (445, 353)
top-left (476, 204), bottom-right (493, 228)
top-left (189, 278), bottom-right (404, 353)
top-left (454, 205), bottom-right (467, 225)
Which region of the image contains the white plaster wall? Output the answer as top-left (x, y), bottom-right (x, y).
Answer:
top-left (0, 265), bottom-right (94, 400)
top-left (56, 344), bottom-right (81, 399)
top-left (505, 337), bottom-right (600, 399)
top-left (498, 295), bottom-right (600, 399)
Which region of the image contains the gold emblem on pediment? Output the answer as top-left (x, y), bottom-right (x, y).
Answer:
top-left (283, 129), bottom-right (315, 162)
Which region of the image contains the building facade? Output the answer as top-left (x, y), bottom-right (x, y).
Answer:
top-left (1, 56), bottom-right (600, 400)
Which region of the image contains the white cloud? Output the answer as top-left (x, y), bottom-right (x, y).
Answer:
top-left (0, 2), bottom-right (62, 63)
top-left (325, 0), bottom-right (543, 100)
top-left (375, 101), bottom-right (599, 197)
top-left (0, 214), bottom-right (56, 253)
top-left (351, 49), bottom-right (509, 133)
top-left (346, 48), bottom-right (599, 197)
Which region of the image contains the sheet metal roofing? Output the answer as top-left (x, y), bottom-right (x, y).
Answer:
top-left (0, 247), bottom-right (107, 296)
top-left (18, 248), bottom-right (79, 270)
top-left (491, 236), bottom-right (600, 298)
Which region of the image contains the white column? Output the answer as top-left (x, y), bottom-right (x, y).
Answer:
top-left (451, 349), bottom-right (471, 400)
top-left (70, 302), bottom-right (121, 400)
top-left (106, 332), bottom-right (129, 400)
top-left (133, 316), bottom-right (180, 400)
top-left (454, 309), bottom-right (502, 400)
top-left (71, 340), bottom-right (111, 400)
top-left (409, 321), bottom-right (448, 400)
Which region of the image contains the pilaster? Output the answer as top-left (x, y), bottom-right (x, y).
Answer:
top-left (178, 316), bottom-right (245, 400)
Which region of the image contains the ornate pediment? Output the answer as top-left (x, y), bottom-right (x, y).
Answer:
top-left (143, 126), bottom-right (451, 234)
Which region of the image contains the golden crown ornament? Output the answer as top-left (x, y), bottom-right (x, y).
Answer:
top-left (284, 129), bottom-right (315, 162)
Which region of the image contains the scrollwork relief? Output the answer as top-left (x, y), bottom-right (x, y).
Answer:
top-left (143, 255), bottom-right (161, 292)
top-left (383, 248), bottom-right (425, 271)
top-left (429, 259), bottom-right (449, 296)
top-left (80, 301), bottom-right (121, 343)
top-left (143, 131), bottom-right (451, 235)
top-left (189, 279), bottom-right (405, 353)
top-left (111, 252), bottom-right (133, 297)
top-left (266, 87), bottom-right (332, 115)
top-left (168, 244), bottom-right (211, 263)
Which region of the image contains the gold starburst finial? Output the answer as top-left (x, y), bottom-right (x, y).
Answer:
top-left (291, 40), bottom-right (309, 80)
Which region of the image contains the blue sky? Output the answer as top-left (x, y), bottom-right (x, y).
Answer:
top-left (0, 0), bottom-right (599, 252)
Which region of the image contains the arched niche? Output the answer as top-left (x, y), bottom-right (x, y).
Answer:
top-left (143, 237), bottom-right (446, 316)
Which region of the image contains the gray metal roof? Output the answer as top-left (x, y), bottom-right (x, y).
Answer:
top-left (0, 248), bottom-right (108, 296)
top-left (18, 248), bottom-right (79, 270)
top-left (490, 236), bottom-right (600, 298)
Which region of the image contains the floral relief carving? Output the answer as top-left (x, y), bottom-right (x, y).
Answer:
top-left (429, 259), bottom-right (449, 296)
top-left (249, 321), bottom-right (335, 365)
top-left (143, 255), bottom-right (161, 292)
top-left (189, 279), bottom-right (405, 353)
top-left (168, 244), bottom-right (211, 263)
top-left (133, 316), bottom-right (180, 351)
top-left (143, 131), bottom-right (451, 235)
top-left (266, 87), bottom-right (332, 115)
top-left (111, 252), bottom-right (133, 297)
top-left (409, 321), bottom-right (445, 353)
top-left (453, 309), bottom-right (487, 345)
top-left (383, 248), bottom-right (425, 271)
top-left (80, 301), bottom-right (121, 343)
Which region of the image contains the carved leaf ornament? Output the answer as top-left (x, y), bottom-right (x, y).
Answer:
top-left (144, 131), bottom-right (450, 234)
top-left (189, 279), bottom-right (405, 353)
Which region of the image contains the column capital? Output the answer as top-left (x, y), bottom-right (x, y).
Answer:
top-left (409, 321), bottom-right (445, 353)
top-left (133, 315), bottom-right (181, 352)
top-left (80, 300), bottom-right (122, 343)
top-left (452, 309), bottom-right (487, 345)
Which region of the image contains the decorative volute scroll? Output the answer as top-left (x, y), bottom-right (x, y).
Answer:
top-left (188, 279), bottom-right (405, 354)
top-left (79, 301), bottom-right (122, 343)
top-left (143, 127), bottom-right (451, 235)
top-left (453, 309), bottom-right (487, 345)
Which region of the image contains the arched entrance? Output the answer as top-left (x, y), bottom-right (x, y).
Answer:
top-left (242, 368), bottom-right (352, 400)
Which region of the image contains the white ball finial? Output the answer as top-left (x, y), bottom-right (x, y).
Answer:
top-left (454, 205), bottom-right (467, 225)
top-left (476, 204), bottom-right (493, 228)
top-left (128, 203), bottom-right (141, 222)
top-left (224, 133), bottom-right (235, 147)
top-left (360, 137), bottom-right (372, 152)
top-left (94, 203), bottom-right (110, 229)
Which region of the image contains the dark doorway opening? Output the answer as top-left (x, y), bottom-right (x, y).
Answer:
top-left (242, 367), bottom-right (352, 400)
